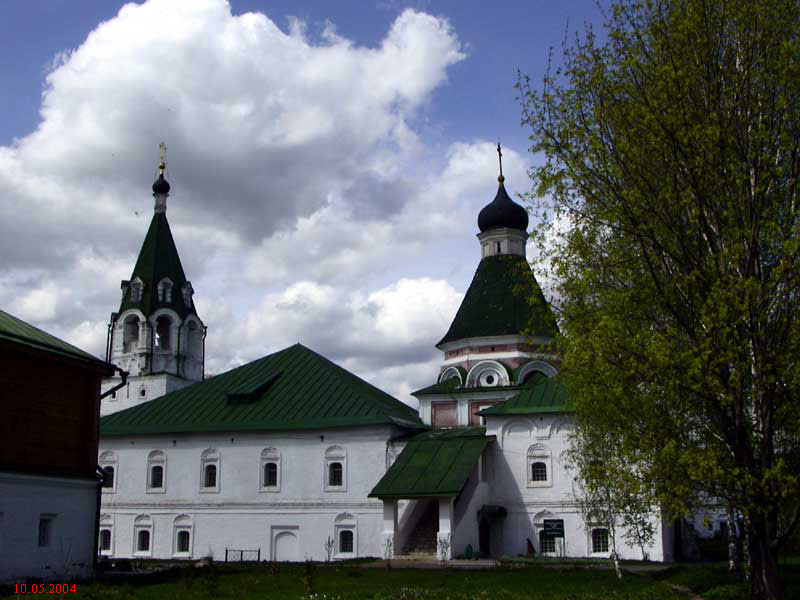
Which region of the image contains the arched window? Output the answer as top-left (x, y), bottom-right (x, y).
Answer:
top-left (260, 448), bottom-right (281, 491)
top-left (264, 463), bottom-right (278, 487)
top-left (137, 530), bottom-right (150, 552)
top-left (592, 528), bottom-right (609, 553)
top-left (155, 316), bottom-right (172, 350)
top-left (324, 446), bottom-right (347, 491)
top-left (133, 515), bottom-right (153, 556)
top-left (339, 529), bottom-right (354, 553)
top-left (204, 464), bottom-right (217, 487)
top-left (100, 529), bottom-right (112, 552)
top-left (177, 530), bottom-right (190, 552)
top-left (150, 465), bottom-right (163, 489)
top-left (147, 450), bottom-right (166, 493)
top-left (173, 515), bottom-right (193, 557)
top-left (527, 444), bottom-right (552, 487)
top-left (122, 315), bottom-right (140, 353)
top-left (329, 462), bottom-right (343, 486)
top-left (157, 278), bottom-right (173, 303)
top-left (102, 466), bottom-right (115, 489)
top-left (200, 449), bottom-right (220, 492)
top-left (99, 451), bottom-right (117, 493)
top-left (334, 512), bottom-right (357, 558)
top-left (182, 282), bottom-right (194, 308)
top-left (98, 513), bottom-right (113, 555)
top-left (130, 278), bottom-right (144, 303)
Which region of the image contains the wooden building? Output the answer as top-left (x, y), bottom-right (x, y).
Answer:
top-left (0, 309), bottom-right (116, 583)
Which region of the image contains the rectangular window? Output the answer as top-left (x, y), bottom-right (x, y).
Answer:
top-left (539, 532), bottom-right (556, 553)
top-left (592, 528), bottom-right (609, 553)
top-left (432, 402), bottom-right (457, 427)
top-left (38, 516), bottom-right (54, 548)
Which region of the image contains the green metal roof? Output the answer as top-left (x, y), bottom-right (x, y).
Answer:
top-left (369, 427), bottom-right (493, 498)
top-left (100, 343), bottom-right (423, 436)
top-left (479, 375), bottom-right (572, 416)
top-left (437, 254), bottom-right (558, 346)
top-left (118, 213), bottom-right (196, 318)
top-left (0, 309), bottom-right (113, 371)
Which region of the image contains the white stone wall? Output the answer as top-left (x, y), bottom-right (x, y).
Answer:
top-left (100, 373), bottom-right (195, 416)
top-left (477, 228), bottom-right (528, 259)
top-left (484, 414), bottom-right (666, 561)
top-left (0, 472), bottom-right (98, 584)
top-left (98, 427), bottom-right (400, 561)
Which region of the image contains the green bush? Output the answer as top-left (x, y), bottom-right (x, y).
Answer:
top-left (701, 583), bottom-right (747, 600)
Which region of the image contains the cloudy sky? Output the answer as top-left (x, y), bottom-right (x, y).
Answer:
top-left (0, 0), bottom-right (603, 405)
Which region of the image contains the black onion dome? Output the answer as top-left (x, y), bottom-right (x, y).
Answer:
top-left (477, 176), bottom-right (528, 232)
top-left (152, 174), bottom-right (171, 195)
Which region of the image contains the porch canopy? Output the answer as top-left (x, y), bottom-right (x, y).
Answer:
top-left (369, 427), bottom-right (493, 499)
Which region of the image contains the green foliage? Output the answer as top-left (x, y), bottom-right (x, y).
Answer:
top-left (519, 0), bottom-right (800, 596)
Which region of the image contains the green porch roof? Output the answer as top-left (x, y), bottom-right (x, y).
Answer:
top-left (369, 427), bottom-right (493, 498)
top-left (118, 212), bottom-right (196, 318)
top-left (437, 254), bottom-right (558, 347)
top-left (479, 375), bottom-right (572, 416)
top-left (0, 309), bottom-right (113, 371)
top-left (101, 343), bottom-right (423, 436)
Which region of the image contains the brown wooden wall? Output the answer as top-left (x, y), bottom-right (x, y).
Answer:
top-left (0, 346), bottom-right (103, 479)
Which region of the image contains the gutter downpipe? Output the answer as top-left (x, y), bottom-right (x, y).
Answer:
top-left (94, 367), bottom-right (127, 572)
top-left (202, 325), bottom-right (208, 380)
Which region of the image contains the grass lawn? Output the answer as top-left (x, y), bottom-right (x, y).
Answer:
top-left (2, 561), bottom-right (797, 599)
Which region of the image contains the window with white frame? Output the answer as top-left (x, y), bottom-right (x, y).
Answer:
top-left (99, 514), bottom-right (113, 556)
top-left (147, 450), bottom-right (166, 492)
top-left (99, 451), bottom-right (117, 493)
top-left (173, 515), bottom-right (193, 557)
top-left (334, 513), bottom-right (357, 558)
top-left (200, 449), bottom-right (220, 492)
top-left (324, 446), bottom-right (346, 492)
top-left (38, 514), bottom-right (55, 548)
top-left (182, 282), bottom-right (194, 307)
top-left (99, 529), bottom-right (112, 553)
top-left (133, 515), bottom-right (153, 556)
top-left (591, 528), bottom-right (609, 553)
top-left (157, 278), bottom-right (173, 303)
top-left (260, 448), bottom-right (281, 492)
top-left (527, 444), bottom-right (552, 487)
top-left (130, 278), bottom-right (144, 303)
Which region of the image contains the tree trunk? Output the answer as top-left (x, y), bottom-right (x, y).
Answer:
top-left (727, 505), bottom-right (739, 573)
top-left (747, 517), bottom-right (783, 600)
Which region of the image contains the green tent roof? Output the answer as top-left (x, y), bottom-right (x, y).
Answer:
top-left (118, 212), bottom-right (196, 318)
top-left (369, 427), bottom-right (493, 498)
top-left (0, 309), bottom-right (113, 371)
top-left (438, 254), bottom-right (558, 346)
top-left (479, 375), bottom-right (572, 416)
top-left (100, 343), bottom-right (423, 436)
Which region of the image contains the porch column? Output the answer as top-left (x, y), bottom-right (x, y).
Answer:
top-left (437, 497), bottom-right (453, 560)
top-left (381, 500), bottom-right (397, 559)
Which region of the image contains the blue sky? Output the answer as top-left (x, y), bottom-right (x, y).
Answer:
top-left (0, 1), bottom-right (605, 403)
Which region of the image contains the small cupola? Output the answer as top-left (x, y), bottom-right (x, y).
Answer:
top-left (477, 143), bottom-right (528, 233)
top-left (152, 142), bottom-right (170, 214)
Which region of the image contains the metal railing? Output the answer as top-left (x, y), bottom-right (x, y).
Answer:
top-left (225, 548), bottom-right (261, 563)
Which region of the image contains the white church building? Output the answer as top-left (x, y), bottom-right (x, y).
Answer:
top-left (96, 155), bottom-right (674, 563)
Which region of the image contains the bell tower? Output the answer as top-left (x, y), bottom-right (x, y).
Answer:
top-left (100, 145), bottom-right (206, 415)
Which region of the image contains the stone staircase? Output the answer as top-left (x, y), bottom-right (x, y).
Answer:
top-left (400, 502), bottom-right (438, 558)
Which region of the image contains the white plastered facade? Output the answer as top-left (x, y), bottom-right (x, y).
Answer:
top-left (0, 472), bottom-right (98, 583)
top-left (97, 427), bottom-right (415, 561)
